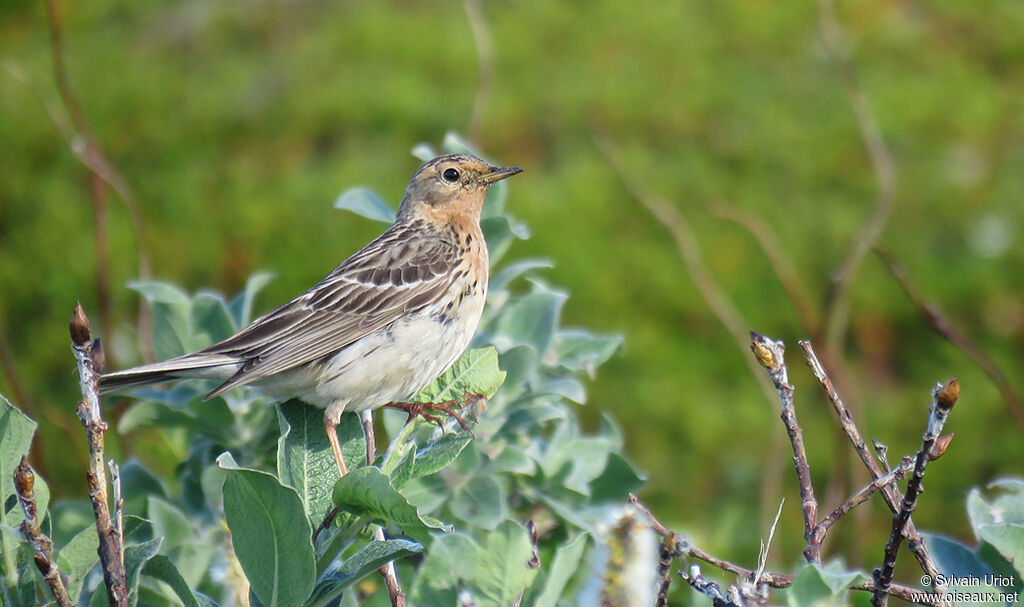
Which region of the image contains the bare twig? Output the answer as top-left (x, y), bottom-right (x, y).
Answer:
top-left (816, 0), bottom-right (897, 354)
top-left (44, 0), bottom-right (153, 362)
top-left (14, 457), bottom-right (74, 607)
top-left (800, 340), bottom-right (939, 580)
top-left (750, 332), bottom-right (819, 562)
top-left (70, 303), bottom-right (127, 607)
top-left (877, 248), bottom-right (1024, 435)
top-left (630, 495), bottom-right (942, 606)
top-left (361, 410), bottom-right (406, 607)
top-left (872, 379), bottom-right (959, 607)
top-left (815, 455), bottom-right (914, 541)
top-left (680, 564), bottom-right (744, 607)
top-left (462, 0), bottom-right (494, 145)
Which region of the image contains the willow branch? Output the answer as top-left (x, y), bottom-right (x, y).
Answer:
top-left (800, 340), bottom-right (939, 580)
top-left (70, 303), bottom-right (127, 607)
top-left (872, 379), bottom-right (959, 607)
top-left (15, 458), bottom-right (73, 607)
top-left (749, 332), bottom-right (819, 562)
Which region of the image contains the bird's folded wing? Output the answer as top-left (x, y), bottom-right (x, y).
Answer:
top-left (202, 227), bottom-right (460, 398)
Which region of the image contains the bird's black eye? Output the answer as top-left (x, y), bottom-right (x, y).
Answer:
top-left (442, 168), bottom-right (460, 183)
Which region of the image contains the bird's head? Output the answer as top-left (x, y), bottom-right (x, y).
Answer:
top-left (396, 153), bottom-right (523, 225)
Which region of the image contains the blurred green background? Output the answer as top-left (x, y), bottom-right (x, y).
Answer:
top-left (2, 0), bottom-right (1022, 573)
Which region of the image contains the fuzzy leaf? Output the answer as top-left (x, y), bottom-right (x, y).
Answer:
top-left (413, 347), bottom-right (506, 404)
top-left (277, 400), bottom-right (342, 524)
top-left (331, 467), bottom-right (447, 536)
top-left (334, 187), bottom-right (396, 224)
top-left (219, 453), bottom-right (315, 607)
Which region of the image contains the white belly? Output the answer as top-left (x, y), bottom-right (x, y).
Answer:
top-left (260, 288), bottom-right (485, 421)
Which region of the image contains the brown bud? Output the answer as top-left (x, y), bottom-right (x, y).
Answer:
top-left (69, 302), bottom-right (91, 346)
top-left (929, 433), bottom-right (955, 460)
top-left (936, 378), bottom-right (960, 412)
top-left (13, 456), bottom-right (34, 496)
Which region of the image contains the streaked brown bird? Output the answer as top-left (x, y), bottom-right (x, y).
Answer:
top-left (101, 153), bottom-right (523, 476)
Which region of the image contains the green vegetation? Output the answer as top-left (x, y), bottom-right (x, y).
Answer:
top-left (1, 0), bottom-right (1022, 587)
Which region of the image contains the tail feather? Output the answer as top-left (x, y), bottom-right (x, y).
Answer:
top-left (100, 354), bottom-right (239, 394)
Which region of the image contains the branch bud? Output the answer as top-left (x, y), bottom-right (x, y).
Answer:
top-left (69, 302), bottom-right (91, 346)
top-left (750, 331), bottom-right (780, 369)
top-left (14, 456), bottom-right (34, 496)
top-left (935, 378), bottom-right (959, 412)
top-left (929, 433), bottom-right (954, 460)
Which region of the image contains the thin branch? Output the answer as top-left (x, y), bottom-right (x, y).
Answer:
top-left (708, 202), bottom-right (821, 335)
top-left (70, 303), bottom-right (127, 607)
top-left (43, 0), bottom-right (154, 362)
top-left (877, 248), bottom-right (1024, 435)
top-left (630, 495), bottom-right (943, 606)
top-left (749, 332), bottom-right (819, 562)
top-left (873, 379), bottom-right (959, 607)
top-left (680, 564), bottom-right (744, 607)
top-left (799, 340), bottom-right (940, 580)
top-left (361, 410), bottom-right (407, 607)
top-left (815, 455), bottom-right (914, 541)
top-left (14, 457), bottom-right (74, 607)
top-left (817, 0), bottom-right (897, 354)
top-left (462, 0), bottom-right (494, 145)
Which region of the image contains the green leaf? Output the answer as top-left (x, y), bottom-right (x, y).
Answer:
top-left (450, 475), bottom-right (506, 531)
top-left (310, 539), bottom-right (422, 605)
top-left (147, 496), bottom-right (192, 548)
top-left (142, 554), bottom-right (210, 607)
top-left (552, 330), bottom-right (622, 378)
top-left (128, 281), bottom-right (196, 359)
top-left (119, 400), bottom-right (202, 435)
top-left (481, 216), bottom-right (529, 264)
top-left (331, 467), bottom-right (448, 537)
top-left (191, 292), bottom-right (236, 345)
top-left (277, 400), bottom-right (342, 524)
top-left (474, 520), bottom-right (539, 607)
top-left (409, 532), bottom-right (479, 605)
top-left (489, 259), bottom-right (553, 294)
top-left (57, 525), bottom-right (99, 602)
top-left (218, 453), bottom-right (316, 607)
top-left (489, 288), bottom-right (567, 357)
top-left (533, 533), bottom-right (589, 607)
top-left (413, 347), bottom-right (506, 404)
top-left (334, 187), bottom-right (395, 224)
top-left (229, 271), bottom-right (275, 328)
top-left (785, 563), bottom-right (868, 607)
top-left (968, 481), bottom-right (1024, 578)
top-left (588, 452), bottom-right (645, 503)
top-left (125, 537), bottom-right (163, 607)
top-left (0, 393), bottom-right (37, 518)
top-left (923, 533), bottom-right (1006, 600)
top-left (391, 434), bottom-right (473, 490)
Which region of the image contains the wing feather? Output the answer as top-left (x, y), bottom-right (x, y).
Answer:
top-left (202, 222), bottom-right (459, 399)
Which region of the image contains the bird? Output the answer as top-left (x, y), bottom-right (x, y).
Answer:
top-left (101, 153), bottom-right (523, 477)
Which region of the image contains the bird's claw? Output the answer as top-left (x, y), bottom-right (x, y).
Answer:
top-left (386, 392), bottom-right (485, 434)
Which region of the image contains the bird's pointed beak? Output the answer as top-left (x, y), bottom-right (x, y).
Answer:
top-left (477, 165), bottom-right (524, 185)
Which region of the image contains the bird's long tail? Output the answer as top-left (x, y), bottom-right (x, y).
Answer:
top-left (99, 354), bottom-right (239, 393)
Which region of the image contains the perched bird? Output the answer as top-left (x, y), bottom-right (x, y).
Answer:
top-left (101, 153), bottom-right (523, 476)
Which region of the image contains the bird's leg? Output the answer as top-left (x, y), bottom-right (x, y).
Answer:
top-left (323, 415), bottom-right (348, 477)
top-left (384, 393), bottom-right (484, 432)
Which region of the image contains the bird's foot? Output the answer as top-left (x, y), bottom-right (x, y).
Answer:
top-left (385, 393), bottom-right (486, 432)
